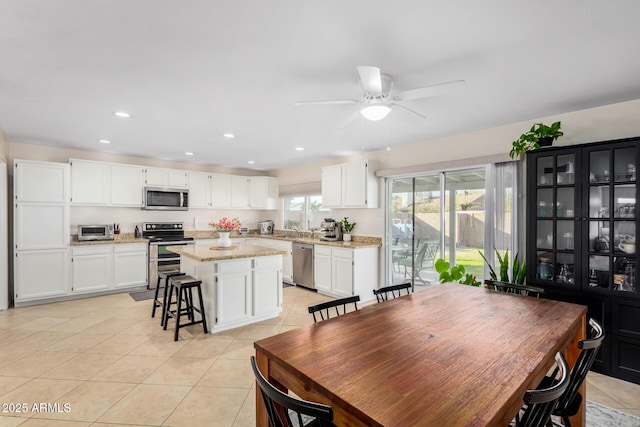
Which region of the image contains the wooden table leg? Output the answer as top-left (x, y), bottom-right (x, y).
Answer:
top-left (565, 313), bottom-right (587, 427)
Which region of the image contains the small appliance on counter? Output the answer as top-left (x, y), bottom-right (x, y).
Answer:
top-left (258, 220), bottom-right (274, 235)
top-left (320, 218), bottom-right (342, 241)
top-left (239, 226), bottom-right (249, 235)
top-left (77, 224), bottom-right (115, 241)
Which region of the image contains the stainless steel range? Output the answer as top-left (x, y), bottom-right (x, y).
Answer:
top-left (143, 222), bottom-right (195, 289)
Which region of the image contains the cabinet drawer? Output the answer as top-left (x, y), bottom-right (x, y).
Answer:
top-left (332, 248), bottom-right (353, 260)
top-left (315, 245), bottom-right (331, 256)
top-left (216, 259), bottom-right (251, 274)
top-left (253, 255), bottom-right (281, 270)
top-left (73, 245), bottom-right (112, 256)
top-left (114, 243), bottom-right (147, 253)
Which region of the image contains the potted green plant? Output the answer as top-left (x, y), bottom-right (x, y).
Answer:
top-left (479, 248), bottom-right (527, 285)
top-left (340, 217), bottom-right (356, 242)
top-left (434, 259), bottom-right (481, 286)
top-left (509, 121), bottom-right (564, 159)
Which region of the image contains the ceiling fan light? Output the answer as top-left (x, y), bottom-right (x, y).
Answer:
top-left (360, 105), bottom-right (391, 121)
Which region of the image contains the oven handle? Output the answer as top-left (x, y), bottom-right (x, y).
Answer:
top-left (149, 256), bottom-right (181, 263)
top-left (148, 240), bottom-right (196, 246)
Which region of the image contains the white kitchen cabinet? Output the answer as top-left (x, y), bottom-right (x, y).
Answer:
top-left (113, 243), bottom-right (148, 288)
top-left (231, 175), bottom-right (250, 208)
top-left (15, 203), bottom-right (70, 250)
top-left (70, 159), bottom-right (110, 205)
top-left (321, 159), bottom-right (378, 208)
top-left (188, 172), bottom-right (211, 208)
top-left (253, 256), bottom-right (282, 316)
top-left (15, 248), bottom-right (70, 302)
top-left (313, 244), bottom-right (379, 300)
top-left (251, 238), bottom-right (293, 282)
top-left (211, 173), bottom-right (232, 207)
top-left (111, 164), bottom-right (145, 206)
top-left (145, 167), bottom-right (188, 188)
top-left (231, 175), bottom-right (279, 209)
top-left (72, 246), bottom-right (113, 293)
top-left (215, 259), bottom-right (252, 324)
top-left (14, 160), bottom-right (69, 203)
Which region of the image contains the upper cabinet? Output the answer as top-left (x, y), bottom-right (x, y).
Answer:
top-left (14, 160), bottom-right (69, 203)
top-left (231, 176), bottom-right (278, 209)
top-left (211, 173), bottom-right (232, 208)
top-left (111, 164), bottom-right (145, 206)
top-left (71, 159), bottom-right (144, 207)
top-left (144, 167), bottom-right (188, 188)
top-left (322, 159), bottom-right (378, 208)
top-left (188, 172), bottom-right (212, 208)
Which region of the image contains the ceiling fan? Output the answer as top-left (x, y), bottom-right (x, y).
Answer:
top-left (295, 66), bottom-right (466, 124)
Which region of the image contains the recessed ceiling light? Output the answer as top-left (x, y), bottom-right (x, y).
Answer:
top-left (185, 152), bottom-right (194, 156)
top-left (223, 133), bottom-right (235, 138)
top-left (295, 147), bottom-right (304, 151)
top-left (247, 160), bottom-right (255, 164)
top-left (114, 111), bottom-right (131, 118)
top-left (98, 139), bottom-right (111, 144)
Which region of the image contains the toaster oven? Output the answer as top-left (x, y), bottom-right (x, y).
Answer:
top-left (77, 224), bottom-right (115, 241)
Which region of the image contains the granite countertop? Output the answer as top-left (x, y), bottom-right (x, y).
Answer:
top-left (186, 230), bottom-right (382, 249)
top-left (70, 233), bottom-right (148, 246)
top-left (167, 244), bottom-right (287, 262)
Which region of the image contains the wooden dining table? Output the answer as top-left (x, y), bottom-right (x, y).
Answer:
top-left (254, 284), bottom-right (587, 427)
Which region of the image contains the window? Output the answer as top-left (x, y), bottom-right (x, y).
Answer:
top-left (283, 195), bottom-right (333, 231)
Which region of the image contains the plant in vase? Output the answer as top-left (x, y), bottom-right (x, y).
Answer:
top-left (509, 121), bottom-right (564, 159)
top-left (208, 217), bottom-right (241, 248)
top-left (340, 217), bottom-right (356, 242)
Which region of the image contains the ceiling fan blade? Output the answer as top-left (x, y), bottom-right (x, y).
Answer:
top-left (391, 102), bottom-right (427, 119)
top-left (357, 66), bottom-right (383, 94)
top-left (294, 99), bottom-right (359, 106)
top-left (336, 110), bottom-right (362, 129)
top-left (396, 80), bottom-right (466, 101)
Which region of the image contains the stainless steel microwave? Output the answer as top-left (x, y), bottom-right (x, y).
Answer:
top-left (143, 187), bottom-right (189, 211)
top-left (78, 224), bottom-right (114, 241)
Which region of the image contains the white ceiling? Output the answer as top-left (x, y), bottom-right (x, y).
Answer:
top-left (2, 1), bottom-right (640, 171)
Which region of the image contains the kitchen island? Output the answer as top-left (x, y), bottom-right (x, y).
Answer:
top-left (167, 243), bottom-right (287, 333)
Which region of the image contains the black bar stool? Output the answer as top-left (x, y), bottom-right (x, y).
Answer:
top-left (163, 275), bottom-right (208, 341)
top-left (151, 270), bottom-right (186, 327)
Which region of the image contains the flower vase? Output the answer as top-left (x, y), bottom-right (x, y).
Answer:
top-left (218, 232), bottom-right (232, 247)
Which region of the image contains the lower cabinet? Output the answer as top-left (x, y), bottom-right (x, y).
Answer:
top-left (314, 245), bottom-right (379, 300)
top-left (251, 238), bottom-right (293, 282)
top-left (15, 248), bottom-right (70, 302)
top-left (72, 243), bottom-right (147, 293)
top-left (253, 256), bottom-right (283, 316)
top-left (215, 259), bottom-right (252, 324)
top-left (113, 244), bottom-right (148, 288)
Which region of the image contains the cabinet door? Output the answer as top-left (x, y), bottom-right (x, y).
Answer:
top-left (253, 256), bottom-right (282, 316)
top-left (314, 248), bottom-right (332, 292)
top-left (71, 160), bottom-right (110, 205)
top-left (321, 165), bottom-right (342, 207)
top-left (231, 176), bottom-right (250, 208)
top-left (113, 245), bottom-right (147, 288)
top-left (211, 174), bottom-right (232, 207)
top-left (144, 167), bottom-right (167, 187)
top-left (14, 161), bottom-right (69, 203)
top-left (15, 249), bottom-right (69, 301)
top-left (111, 164), bottom-right (144, 206)
top-left (168, 169), bottom-right (189, 188)
top-left (343, 160), bottom-right (368, 207)
top-left (72, 246), bottom-right (113, 293)
top-left (188, 172), bottom-right (211, 208)
top-left (15, 203), bottom-right (70, 249)
top-left (216, 260), bottom-right (252, 324)
top-left (332, 248), bottom-right (354, 296)
top-left (249, 177), bottom-right (267, 208)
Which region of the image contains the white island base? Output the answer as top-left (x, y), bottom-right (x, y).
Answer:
top-left (172, 244), bottom-right (285, 333)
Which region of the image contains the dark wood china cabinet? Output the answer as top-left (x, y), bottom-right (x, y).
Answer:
top-left (526, 137), bottom-right (639, 384)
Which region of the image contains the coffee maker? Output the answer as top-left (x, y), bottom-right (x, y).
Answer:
top-left (320, 218), bottom-right (342, 241)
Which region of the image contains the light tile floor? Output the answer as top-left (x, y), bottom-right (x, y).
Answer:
top-left (0, 286), bottom-right (638, 426)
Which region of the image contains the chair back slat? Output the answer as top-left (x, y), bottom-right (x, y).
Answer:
top-left (308, 296), bottom-right (360, 323)
top-left (484, 279), bottom-right (545, 297)
top-left (373, 282), bottom-right (412, 303)
top-left (250, 356), bottom-right (336, 427)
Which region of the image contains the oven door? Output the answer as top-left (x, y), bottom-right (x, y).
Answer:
top-left (148, 241), bottom-right (193, 289)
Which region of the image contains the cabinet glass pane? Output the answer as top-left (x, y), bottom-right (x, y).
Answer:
top-left (537, 156), bottom-right (554, 186)
top-left (556, 253), bottom-right (575, 285)
top-left (557, 220), bottom-right (574, 250)
top-left (537, 188), bottom-right (553, 217)
top-left (537, 251), bottom-right (553, 281)
top-left (536, 220), bottom-right (553, 249)
top-left (588, 255), bottom-right (610, 289)
top-left (589, 150), bottom-right (611, 183)
top-left (589, 220), bottom-right (611, 253)
top-left (557, 187), bottom-right (574, 218)
top-left (613, 257), bottom-right (636, 292)
top-left (614, 184), bottom-right (636, 218)
top-left (557, 154), bottom-right (576, 185)
top-left (614, 147), bottom-right (637, 182)
top-left (589, 186), bottom-right (610, 218)
top-left (613, 221), bottom-right (636, 254)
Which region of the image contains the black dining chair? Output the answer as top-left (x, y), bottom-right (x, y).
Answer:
top-left (515, 352), bottom-right (570, 427)
top-left (308, 295), bottom-right (360, 323)
top-left (544, 318), bottom-right (605, 427)
top-left (250, 356), bottom-right (337, 427)
top-left (373, 282), bottom-right (412, 303)
top-left (484, 279), bottom-right (545, 298)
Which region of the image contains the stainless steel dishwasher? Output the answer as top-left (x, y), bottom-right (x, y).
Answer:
top-left (292, 243), bottom-right (314, 289)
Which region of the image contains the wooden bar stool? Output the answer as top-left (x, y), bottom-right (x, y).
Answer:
top-left (151, 270), bottom-right (186, 326)
top-left (163, 275), bottom-right (208, 341)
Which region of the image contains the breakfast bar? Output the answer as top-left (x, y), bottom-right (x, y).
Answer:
top-left (168, 243), bottom-right (287, 333)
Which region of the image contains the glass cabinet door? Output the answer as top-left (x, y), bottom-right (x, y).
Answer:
top-left (586, 145), bottom-right (637, 294)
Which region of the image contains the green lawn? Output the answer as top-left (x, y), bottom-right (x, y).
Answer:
top-left (445, 247), bottom-right (485, 278)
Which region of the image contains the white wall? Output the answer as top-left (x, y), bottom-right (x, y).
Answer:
top-left (0, 129), bottom-right (8, 309)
